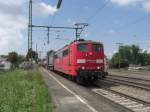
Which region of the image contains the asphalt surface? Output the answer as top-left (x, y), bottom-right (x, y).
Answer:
top-left (40, 68), bottom-right (132, 112)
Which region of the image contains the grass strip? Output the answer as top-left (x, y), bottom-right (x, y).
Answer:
top-left (0, 69), bottom-right (52, 112)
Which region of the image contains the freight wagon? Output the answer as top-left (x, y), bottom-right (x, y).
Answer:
top-left (47, 50), bottom-right (55, 70)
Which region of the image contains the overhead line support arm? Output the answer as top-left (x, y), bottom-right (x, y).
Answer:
top-left (31, 25), bottom-right (82, 30)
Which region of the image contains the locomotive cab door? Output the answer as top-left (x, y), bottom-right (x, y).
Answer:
top-left (76, 43), bottom-right (89, 68)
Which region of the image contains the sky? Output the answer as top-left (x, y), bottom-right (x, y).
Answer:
top-left (0, 0), bottom-right (150, 58)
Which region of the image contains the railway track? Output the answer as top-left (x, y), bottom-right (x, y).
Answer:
top-left (91, 74), bottom-right (150, 112)
top-left (92, 87), bottom-right (150, 112)
top-left (109, 70), bottom-right (150, 75)
top-left (105, 74), bottom-right (150, 91)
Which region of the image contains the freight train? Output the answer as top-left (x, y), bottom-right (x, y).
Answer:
top-left (47, 39), bottom-right (107, 83)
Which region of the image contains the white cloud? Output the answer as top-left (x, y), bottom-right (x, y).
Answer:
top-left (142, 48), bottom-right (150, 53)
top-left (108, 29), bottom-right (115, 34)
top-left (33, 2), bottom-right (57, 16)
top-left (0, 1), bottom-right (57, 55)
top-left (147, 48), bottom-right (150, 53)
top-left (142, 49), bottom-right (147, 53)
top-left (113, 50), bottom-right (117, 54)
top-left (84, 31), bottom-right (89, 37)
top-left (111, 0), bottom-right (141, 6)
top-left (143, 1), bottom-right (150, 12)
top-left (0, 0), bottom-right (27, 6)
top-left (111, 0), bottom-right (150, 13)
top-left (0, 0), bottom-right (27, 54)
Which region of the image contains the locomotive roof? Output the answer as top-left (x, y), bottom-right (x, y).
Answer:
top-left (57, 39), bottom-right (103, 52)
top-left (75, 40), bottom-right (103, 45)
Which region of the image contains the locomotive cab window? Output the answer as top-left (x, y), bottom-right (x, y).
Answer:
top-left (93, 44), bottom-right (102, 52)
top-left (63, 49), bottom-right (69, 56)
top-left (77, 43), bottom-right (88, 52)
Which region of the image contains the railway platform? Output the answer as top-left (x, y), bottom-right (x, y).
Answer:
top-left (40, 68), bottom-right (96, 112)
top-left (40, 68), bottom-right (130, 112)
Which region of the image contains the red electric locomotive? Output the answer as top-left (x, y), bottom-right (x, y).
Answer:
top-left (53, 39), bottom-right (107, 83)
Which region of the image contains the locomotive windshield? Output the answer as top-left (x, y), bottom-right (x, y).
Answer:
top-left (77, 43), bottom-right (88, 52)
top-left (93, 44), bottom-right (102, 52)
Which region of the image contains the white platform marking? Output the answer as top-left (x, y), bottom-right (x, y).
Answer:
top-left (43, 69), bottom-right (98, 112)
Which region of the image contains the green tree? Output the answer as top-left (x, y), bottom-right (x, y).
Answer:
top-left (26, 48), bottom-right (38, 62)
top-left (111, 45), bottom-right (142, 68)
top-left (140, 52), bottom-right (150, 65)
top-left (131, 45), bottom-right (140, 65)
top-left (8, 52), bottom-right (18, 67)
top-left (119, 45), bottom-right (132, 64)
top-left (18, 55), bottom-right (26, 63)
top-left (145, 53), bottom-right (150, 65)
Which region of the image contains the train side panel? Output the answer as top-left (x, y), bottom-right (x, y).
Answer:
top-left (68, 43), bottom-right (77, 76)
top-left (54, 51), bottom-right (62, 72)
top-left (62, 48), bottom-right (70, 74)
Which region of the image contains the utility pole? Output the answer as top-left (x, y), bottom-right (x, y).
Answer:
top-left (35, 44), bottom-right (38, 63)
top-left (28, 0), bottom-right (88, 61)
top-left (28, 0), bottom-right (33, 60)
top-left (36, 44), bottom-right (37, 53)
top-left (47, 27), bottom-right (50, 44)
top-left (116, 43), bottom-right (123, 70)
top-left (39, 51), bottom-right (42, 65)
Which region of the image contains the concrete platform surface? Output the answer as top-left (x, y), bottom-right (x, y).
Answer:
top-left (40, 68), bottom-right (131, 112)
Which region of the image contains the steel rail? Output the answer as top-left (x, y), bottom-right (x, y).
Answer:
top-left (105, 78), bottom-right (150, 91)
top-left (108, 74), bottom-right (150, 82)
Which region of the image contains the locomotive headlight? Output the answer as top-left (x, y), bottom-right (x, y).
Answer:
top-left (97, 66), bottom-right (100, 70)
top-left (77, 59), bottom-right (86, 64)
top-left (96, 59), bottom-right (103, 64)
top-left (81, 66), bottom-right (85, 70)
